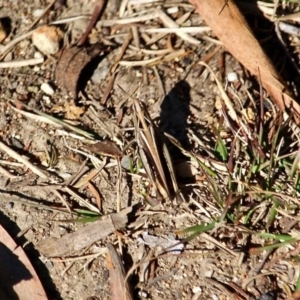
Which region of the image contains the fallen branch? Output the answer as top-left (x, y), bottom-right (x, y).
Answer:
top-left (36, 206), bottom-right (133, 257)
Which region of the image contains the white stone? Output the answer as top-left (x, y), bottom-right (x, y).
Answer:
top-left (41, 83), bottom-right (54, 95)
top-left (32, 26), bottom-right (63, 55)
top-left (192, 286), bottom-right (202, 294)
top-left (33, 9), bottom-right (45, 18)
top-left (138, 291), bottom-right (148, 298)
top-left (34, 51), bottom-right (43, 59)
top-left (42, 96), bottom-right (51, 104)
top-left (227, 72), bottom-right (238, 82)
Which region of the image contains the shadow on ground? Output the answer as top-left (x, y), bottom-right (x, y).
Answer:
top-left (0, 210), bottom-right (62, 300)
top-left (159, 80), bottom-right (191, 156)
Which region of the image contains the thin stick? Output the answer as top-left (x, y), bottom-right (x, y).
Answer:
top-left (100, 31), bottom-right (132, 105)
top-left (23, 0), bottom-right (57, 33)
top-left (146, 11), bottom-right (192, 46)
top-left (0, 30), bottom-right (35, 57)
top-left (0, 141), bottom-right (47, 179)
top-left (53, 189), bottom-right (72, 214)
top-left (111, 32), bottom-right (132, 73)
top-left (100, 72), bottom-right (117, 105)
top-left (77, 0), bottom-right (107, 46)
top-left (0, 160), bottom-right (23, 167)
top-left (143, 26), bottom-right (211, 34)
top-left (119, 48), bottom-right (185, 67)
top-left (0, 190), bottom-right (73, 213)
top-left (0, 57), bottom-right (44, 68)
top-left (51, 15), bottom-right (91, 25)
top-left (119, 0), bottom-right (128, 17)
top-left (97, 10), bottom-right (160, 26)
top-left (127, 3), bottom-right (140, 49)
top-left (64, 186), bottom-right (100, 213)
top-left (8, 102), bottom-right (60, 127)
top-left (155, 9), bottom-right (200, 44)
top-left (0, 165), bottom-right (17, 179)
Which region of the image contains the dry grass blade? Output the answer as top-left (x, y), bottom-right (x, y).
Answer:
top-left (0, 141), bottom-right (48, 179)
top-left (0, 30), bottom-right (34, 58)
top-left (12, 100), bottom-right (95, 140)
top-left (155, 8), bottom-right (200, 45)
top-left (64, 186), bottom-right (100, 213)
top-left (143, 26), bottom-right (211, 34)
top-left (73, 165), bottom-right (105, 189)
top-left (146, 11), bottom-right (192, 46)
top-left (199, 61), bottom-right (237, 121)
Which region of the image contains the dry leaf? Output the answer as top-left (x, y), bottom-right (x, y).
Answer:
top-left (55, 44), bottom-right (106, 98)
top-left (189, 0), bottom-right (300, 118)
top-left (64, 103), bottom-right (85, 120)
top-left (50, 101), bottom-right (85, 120)
top-left (83, 141), bottom-right (123, 158)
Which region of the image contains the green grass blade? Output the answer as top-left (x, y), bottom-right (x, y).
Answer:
top-left (181, 221), bottom-right (215, 233)
top-left (297, 266), bottom-right (300, 291)
top-left (215, 136), bottom-right (228, 161)
top-left (255, 232), bottom-right (295, 241)
top-left (251, 239), bottom-right (297, 253)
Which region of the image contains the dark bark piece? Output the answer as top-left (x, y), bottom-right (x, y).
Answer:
top-left (106, 243), bottom-right (133, 300)
top-left (36, 207), bottom-right (132, 257)
top-left (55, 44), bottom-right (106, 99)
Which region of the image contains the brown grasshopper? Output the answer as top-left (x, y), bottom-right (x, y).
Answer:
top-left (132, 96), bottom-right (181, 204)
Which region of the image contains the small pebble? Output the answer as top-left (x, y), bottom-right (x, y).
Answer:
top-left (41, 82), bottom-right (54, 95)
top-left (32, 25), bottom-right (63, 55)
top-left (10, 136), bottom-right (24, 149)
top-left (5, 202), bottom-right (14, 210)
top-left (257, 292), bottom-right (276, 300)
top-left (33, 9), bottom-right (45, 18)
top-left (45, 260), bottom-right (54, 270)
top-left (138, 291), bottom-right (148, 298)
top-left (33, 66), bottom-right (40, 72)
top-left (91, 57), bottom-right (110, 84)
top-left (192, 286), bottom-right (202, 294)
top-left (34, 51), bottom-right (43, 59)
top-left (121, 155), bottom-right (132, 171)
top-left (42, 95), bottom-right (51, 104)
top-left (227, 72), bottom-right (238, 82)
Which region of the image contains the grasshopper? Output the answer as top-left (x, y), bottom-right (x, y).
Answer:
top-left (132, 97), bottom-right (181, 204)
